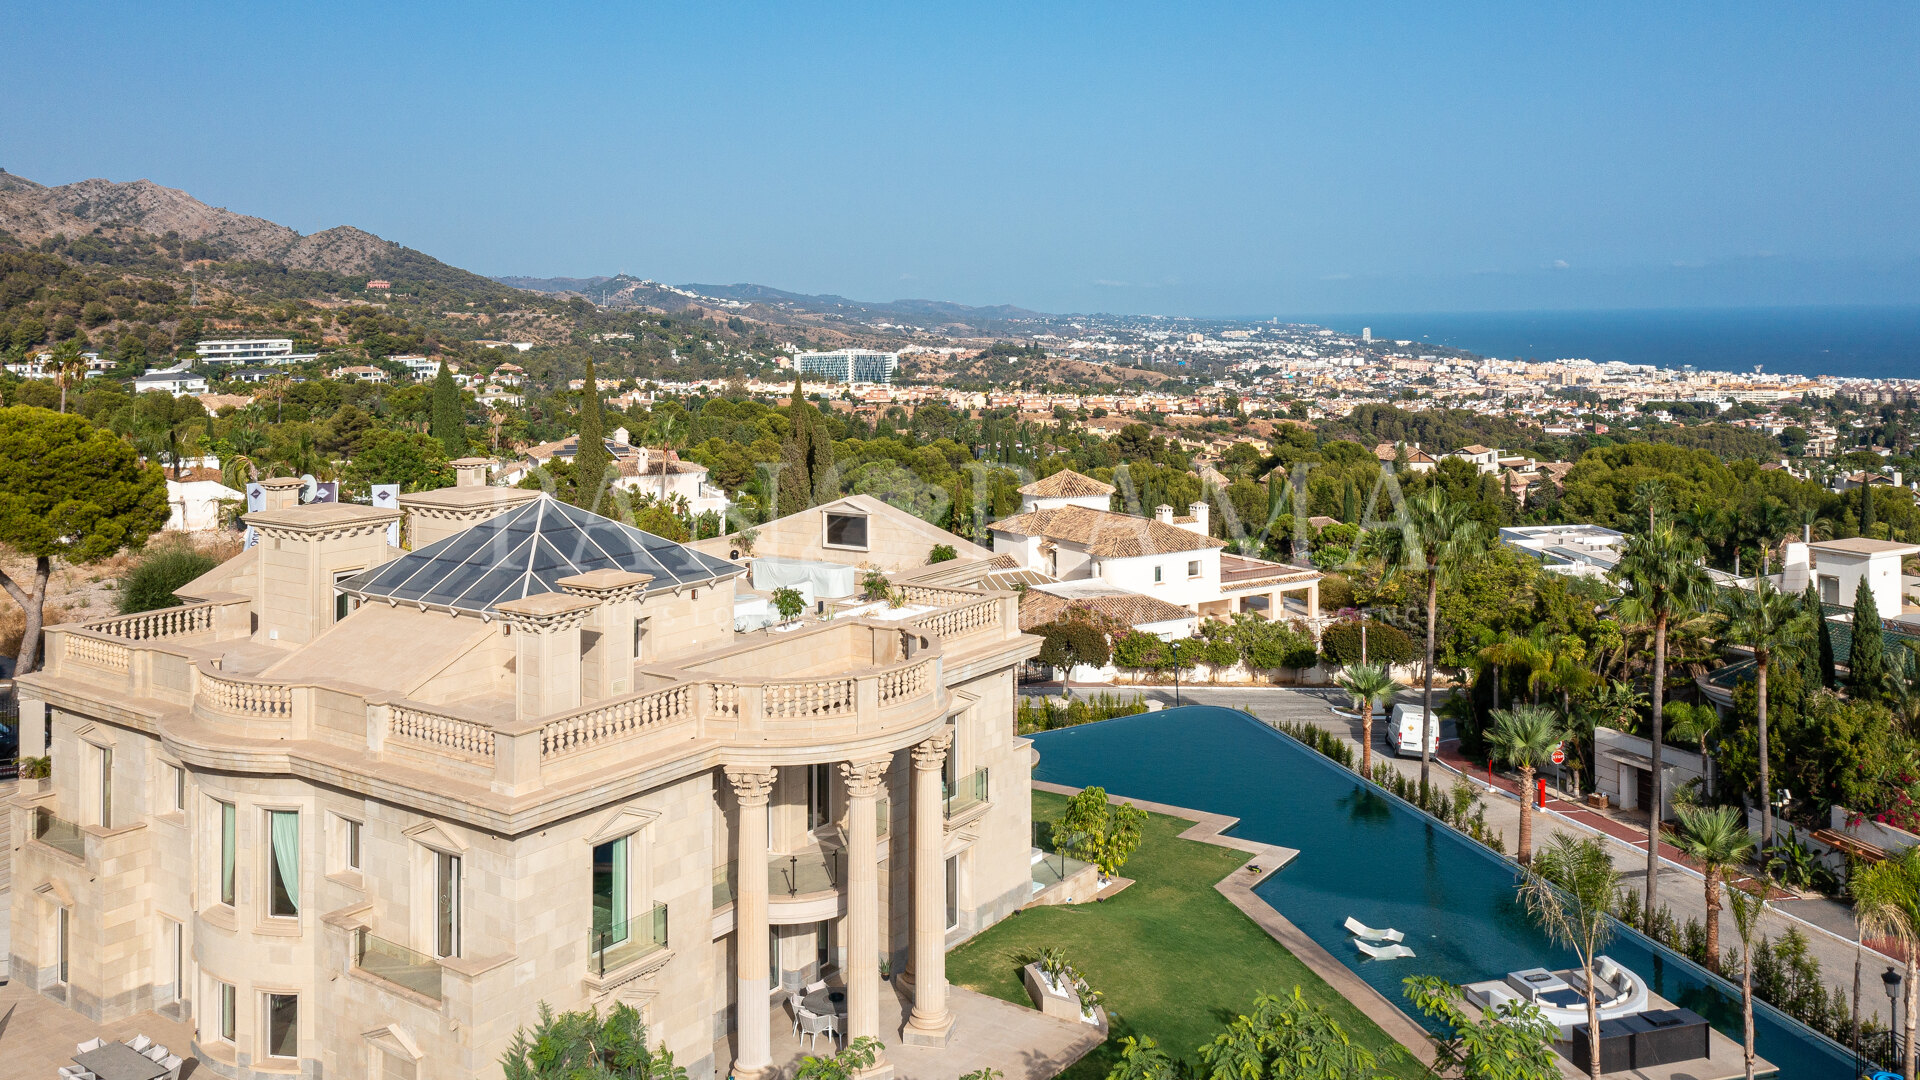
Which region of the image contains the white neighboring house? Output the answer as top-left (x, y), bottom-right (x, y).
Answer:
top-left (1447, 444), bottom-right (1502, 474)
top-left (514, 435), bottom-right (731, 520)
top-left (164, 468), bottom-right (245, 531)
top-left (1777, 537), bottom-right (1920, 617)
top-left (989, 469), bottom-right (1320, 632)
top-left (392, 354), bottom-right (443, 381)
top-left (1499, 524), bottom-right (1630, 578)
top-left (194, 338), bottom-right (319, 365)
top-left (134, 364), bottom-right (209, 396)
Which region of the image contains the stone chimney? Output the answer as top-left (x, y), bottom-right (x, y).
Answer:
top-left (1186, 500), bottom-right (1210, 535)
top-left (451, 457), bottom-right (491, 488)
top-left (260, 476), bottom-right (304, 511)
top-left (496, 592), bottom-right (599, 722)
top-left (558, 568), bottom-right (653, 701)
top-left (1154, 504), bottom-right (1174, 525)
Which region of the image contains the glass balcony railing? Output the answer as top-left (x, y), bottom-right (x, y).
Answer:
top-left (772, 848), bottom-right (842, 897)
top-left (33, 807), bottom-right (85, 859)
top-left (876, 795), bottom-right (891, 839)
top-left (714, 863), bottom-right (737, 909)
top-left (944, 767), bottom-right (990, 818)
top-left (354, 928), bottom-right (444, 1001)
top-left (590, 902), bottom-right (668, 977)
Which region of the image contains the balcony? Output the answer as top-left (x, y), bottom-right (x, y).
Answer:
top-left (945, 767), bottom-right (990, 819)
top-left (713, 848), bottom-right (853, 909)
top-left (590, 902), bottom-right (668, 977)
top-left (354, 928), bottom-right (443, 1001)
top-left (33, 807), bottom-right (85, 859)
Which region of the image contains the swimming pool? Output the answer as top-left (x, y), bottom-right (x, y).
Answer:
top-left (1030, 706), bottom-right (1860, 1079)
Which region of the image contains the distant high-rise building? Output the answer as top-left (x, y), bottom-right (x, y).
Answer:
top-left (793, 348), bottom-right (899, 384)
top-left (1361, 327), bottom-right (1372, 344)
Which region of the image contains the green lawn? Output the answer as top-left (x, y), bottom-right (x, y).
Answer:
top-left (947, 791), bottom-right (1428, 1080)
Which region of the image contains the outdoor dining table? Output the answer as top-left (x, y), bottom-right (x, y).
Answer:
top-left (801, 987), bottom-right (847, 1017)
top-left (72, 1043), bottom-right (168, 1080)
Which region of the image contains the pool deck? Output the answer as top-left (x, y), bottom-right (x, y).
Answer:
top-left (1550, 987), bottom-right (1773, 1080)
top-left (1032, 780), bottom-right (1443, 1064)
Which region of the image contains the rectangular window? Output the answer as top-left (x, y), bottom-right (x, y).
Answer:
top-left (267, 811), bottom-right (299, 917)
top-left (807, 763), bottom-right (831, 830)
top-left (1187, 559), bottom-right (1201, 578)
top-left (169, 764), bottom-right (186, 813)
top-left (824, 513), bottom-right (868, 549)
top-left (435, 852), bottom-right (461, 958)
top-left (219, 801), bottom-right (237, 906)
top-left (164, 919), bottom-right (183, 1003)
top-left (265, 993), bottom-right (298, 1058)
top-left (633, 617), bottom-right (650, 661)
top-left (57, 906), bottom-right (69, 985)
top-left (218, 981), bottom-right (237, 1042)
top-left (592, 836), bottom-right (630, 947)
top-left (346, 818), bottom-right (362, 870)
top-left (945, 855), bottom-right (959, 931)
top-left (1153, 565), bottom-right (1163, 583)
top-left (334, 571), bottom-right (361, 623)
top-left (98, 745), bottom-right (112, 829)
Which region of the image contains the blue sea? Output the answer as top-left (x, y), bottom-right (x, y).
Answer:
top-left (1299, 305), bottom-right (1920, 381)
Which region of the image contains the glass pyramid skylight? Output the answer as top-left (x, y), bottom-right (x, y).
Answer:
top-left (339, 495), bottom-right (741, 614)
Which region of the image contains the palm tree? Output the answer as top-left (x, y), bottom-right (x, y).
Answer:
top-left (51, 339), bottom-right (87, 413)
top-left (1727, 879), bottom-right (1772, 1080)
top-left (1613, 520), bottom-right (1714, 926)
top-left (1720, 575), bottom-right (1810, 851)
top-left (1475, 630), bottom-right (1531, 712)
top-left (262, 373), bottom-right (293, 424)
top-left (1631, 479), bottom-right (1670, 535)
top-left (1522, 835), bottom-right (1620, 1080)
top-left (1673, 804), bottom-right (1757, 973)
top-left (1379, 487), bottom-right (1487, 793)
top-left (1486, 706), bottom-right (1562, 864)
top-left (1853, 848), bottom-right (1920, 1080)
top-left (1335, 662), bottom-right (1397, 775)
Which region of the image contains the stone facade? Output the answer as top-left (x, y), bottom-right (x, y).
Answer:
top-left (11, 485), bottom-right (1039, 1080)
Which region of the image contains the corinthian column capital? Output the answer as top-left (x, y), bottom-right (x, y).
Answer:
top-left (724, 764), bottom-right (779, 806)
top-left (911, 730), bottom-right (953, 772)
top-left (839, 756), bottom-right (892, 799)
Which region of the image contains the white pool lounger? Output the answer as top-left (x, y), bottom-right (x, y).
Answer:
top-left (1355, 939), bottom-right (1416, 960)
top-left (1343, 917), bottom-right (1405, 943)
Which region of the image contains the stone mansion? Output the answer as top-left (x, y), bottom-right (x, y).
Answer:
top-left (12, 463), bottom-right (1039, 1079)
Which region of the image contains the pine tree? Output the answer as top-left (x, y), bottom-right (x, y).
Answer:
top-left (429, 363), bottom-right (465, 457)
top-left (778, 376), bottom-right (833, 515)
top-left (1851, 575), bottom-right (1886, 696)
top-left (572, 359), bottom-right (611, 513)
top-left (1806, 582), bottom-right (1837, 688)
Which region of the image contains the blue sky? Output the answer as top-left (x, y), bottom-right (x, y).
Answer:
top-left (7, 3), bottom-right (1918, 315)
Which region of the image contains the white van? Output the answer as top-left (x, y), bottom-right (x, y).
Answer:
top-left (1391, 703), bottom-right (1439, 758)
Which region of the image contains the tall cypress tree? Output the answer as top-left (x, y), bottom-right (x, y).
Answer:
top-left (429, 363), bottom-right (465, 456)
top-left (1851, 575), bottom-right (1886, 695)
top-left (1861, 479), bottom-right (1877, 536)
top-left (1806, 582), bottom-right (1836, 688)
top-left (778, 375), bottom-right (833, 515)
top-left (572, 359), bottom-right (611, 513)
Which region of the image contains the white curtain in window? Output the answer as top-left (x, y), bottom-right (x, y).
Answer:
top-left (220, 803), bottom-right (236, 905)
top-left (610, 836), bottom-right (629, 943)
top-left (269, 811), bottom-right (300, 914)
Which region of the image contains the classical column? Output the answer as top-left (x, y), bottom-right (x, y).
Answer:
top-left (902, 731), bottom-right (954, 1047)
top-left (727, 765), bottom-right (779, 1080)
top-left (840, 756), bottom-right (892, 1068)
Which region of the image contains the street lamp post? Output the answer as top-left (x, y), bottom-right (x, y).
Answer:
top-left (1884, 966), bottom-right (1903, 1067)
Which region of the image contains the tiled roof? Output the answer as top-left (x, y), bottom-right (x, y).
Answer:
top-left (989, 504), bottom-right (1226, 557)
top-left (1018, 469), bottom-right (1115, 499)
top-left (1019, 589), bottom-right (1197, 630)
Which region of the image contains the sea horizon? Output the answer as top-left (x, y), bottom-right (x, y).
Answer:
top-left (1277, 303), bottom-right (1920, 382)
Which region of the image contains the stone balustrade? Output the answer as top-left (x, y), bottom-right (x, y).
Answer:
top-left (390, 701), bottom-right (498, 760)
top-left (762, 677), bottom-right (856, 720)
top-left (198, 668), bottom-right (294, 717)
top-left (908, 595), bottom-right (1001, 640)
top-left (541, 684), bottom-right (693, 759)
top-left (81, 601), bottom-right (216, 640)
top-left (64, 631), bottom-right (133, 673)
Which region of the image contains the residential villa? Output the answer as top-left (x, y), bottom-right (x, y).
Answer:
top-left (989, 470), bottom-right (1321, 629)
top-left (1498, 524), bottom-right (1630, 579)
top-left (11, 467), bottom-right (1041, 1079)
top-left (508, 431), bottom-right (731, 521)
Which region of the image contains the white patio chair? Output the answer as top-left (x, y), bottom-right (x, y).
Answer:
top-left (1354, 939), bottom-right (1415, 960)
top-left (144, 1045), bottom-right (169, 1063)
top-left (58, 1068), bottom-right (87, 1080)
top-left (76, 1039), bottom-right (105, 1054)
top-left (160, 1055), bottom-right (184, 1080)
top-left (129, 1035), bottom-right (152, 1052)
top-left (1342, 917), bottom-right (1404, 943)
top-left (804, 978), bottom-right (828, 995)
top-left (798, 1008), bottom-right (839, 1051)
top-left (787, 992), bottom-right (805, 1033)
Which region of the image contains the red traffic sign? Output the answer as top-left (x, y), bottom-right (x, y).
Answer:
top-left (1550, 746), bottom-right (1566, 765)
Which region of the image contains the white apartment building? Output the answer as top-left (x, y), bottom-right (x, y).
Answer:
top-left (794, 350), bottom-right (899, 385)
top-left (1498, 524), bottom-right (1630, 579)
top-left (135, 365), bottom-right (211, 397)
top-left (12, 468), bottom-right (1039, 1080)
top-left (195, 339), bottom-right (321, 366)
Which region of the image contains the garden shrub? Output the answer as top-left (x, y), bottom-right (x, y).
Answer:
top-left (1320, 620), bottom-right (1415, 667)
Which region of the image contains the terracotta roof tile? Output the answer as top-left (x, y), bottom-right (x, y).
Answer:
top-left (1018, 469), bottom-right (1115, 499)
top-left (1019, 589), bottom-right (1197, 630)
top-left (989, 504), bottom-right (1226, 557)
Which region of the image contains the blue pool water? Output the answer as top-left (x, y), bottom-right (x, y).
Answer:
top-left (1031, 707), bottom-right (1859, 1079)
